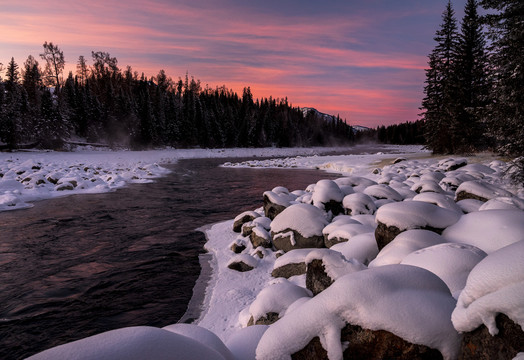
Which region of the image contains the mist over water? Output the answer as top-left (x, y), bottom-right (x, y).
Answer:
top-left (0, 157), bottom-right (341, 360)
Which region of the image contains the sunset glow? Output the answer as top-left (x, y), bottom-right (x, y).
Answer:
top-left (0, 0), bottom-right (467, 127)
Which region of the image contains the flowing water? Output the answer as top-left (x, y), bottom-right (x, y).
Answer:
top-left (0, 157), bottom-right (343, 359)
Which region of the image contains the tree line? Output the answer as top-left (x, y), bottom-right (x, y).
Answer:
top-left (420, 0), bottom-right (523, 181)
top-left (0, 45), bottom-right (355, 150)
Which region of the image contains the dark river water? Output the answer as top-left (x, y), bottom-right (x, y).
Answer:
top-left (0, 156), bottom-right (343, 359)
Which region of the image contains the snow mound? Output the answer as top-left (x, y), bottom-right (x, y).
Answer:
top-left (369, 229), bottom-right (445, 267)
top-left (455, 180), bottom-right (514, 201)
top-left (246, 279), bottom-right (311, 325)
top-left (311, 179), bottom-right (344, 210)
top-left (412, 192), bottom-right (462, 213)
top-left (26, 326), bottom-right (229, 360)
top-left (225, 325), bottom-right (268, 360)
top-left (452, 240), bottom-right (524, 335)
top-left (375, 200), bottom-right (461, 230)
top-left (363, 184), bottom-right (403, 202)
top-left (304, 249), bottom-right (366, 281)
top-left (400, 243), bottom-right (487, 298)
top-left (330, 232), bottom-right (379, 265)
top-left (342, 192), bottom-right (377, 215)
top-left (256, 264), bottom-right (460, 360)
top-left (442, 210), bottom-right (524, 254)
top-left (270, 203), bottom-right (328, 238)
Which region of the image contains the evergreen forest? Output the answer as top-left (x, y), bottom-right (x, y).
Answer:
top-left (0, 47), bottom-right (355, 151)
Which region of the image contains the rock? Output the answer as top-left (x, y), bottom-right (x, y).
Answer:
top-left (271, 249), bottom-right (313, 278)
top-left (271, 262), bottom-right (306, 278)
top-left (250, 226), bottom-right (272, 248)
top-left (241, 222), bottom-right (256, 237)
top-left (230, 241), bottom-right (247, 254)
top-left (342, 192), bottom-right (377, 215)
top-left (455, 180), bottom-right (514, 202)
top-left (292, 324), bottom-right (443, 360)
top-left (459, 314), bottom-right (524, 360)
top-left (374, 222), bottom-right (403, 250)
top-left (270, 204), bottom-right (329, 252)
top-left (393, 157), bottom-right (407, 164)
top-left (305, 259), bottom-right (334, 296)
top-left (263, 191), bottom-right (293, 220)
top-left (55, 183), bottom-right (75, 191)
top-left (311, 180), bottom-right (345, 216)
top-left (233, 211), bottom-right (260, 232)
top-left (272, 229), bottom-right (325, 253)
top-left (227, 254), bottom-right (258, 272)
top-left (324, 223), bottom-right (375, 248)
top-left (438, 158), bottom-right (468, 171)
top-left (374, 201), bottom-right (461, 250)
top-left (247, 312), bottom-right (279, 326)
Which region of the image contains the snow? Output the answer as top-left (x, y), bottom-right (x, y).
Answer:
top-left (400, 243), bottom-right (487, 298)
top-left (26, 326), bottom-right (229, 360)
top-left (16, 148), bottom-right (524, 359)
top-left (375, 200), bottom-right (461, 230)
top-left (369, 229), bottom-right (445, 267)
top-left (452, 240), bottom-right (524, 335)
top-left (270, 203), bottom-right (329, 238)
top-left (442, 210), bottom-right (524, 254)
top-left (245, 279), bottom-right (311, 325)
top-left (256, 265), bottom-right (461, 360)
top-left (455, 180), bottom-right (514, 201)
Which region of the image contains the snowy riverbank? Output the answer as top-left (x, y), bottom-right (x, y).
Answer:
top-left (2, 145), bottom-right (412, 212)
top-left (14, 146), bottom-right (524, 359)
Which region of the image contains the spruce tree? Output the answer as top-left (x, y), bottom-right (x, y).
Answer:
top-left (40, 42), bottom-right (65, 90)
top-left (480, 0), bottom-right (524, 183)
top-left (421, 2), bottom-right (460, 154)
top-left (455, 0), bottom-right (489, 151)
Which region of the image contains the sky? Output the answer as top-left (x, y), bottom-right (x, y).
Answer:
top-left (0, 0), bottom-right (467, 128)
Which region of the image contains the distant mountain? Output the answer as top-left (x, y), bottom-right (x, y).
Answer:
top-left (301, 107), bottom-right (370, 132)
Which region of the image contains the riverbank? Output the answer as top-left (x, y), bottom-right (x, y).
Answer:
top-left (0, 145), bottom-right (421, 212)
top-left (26, 147), bottom-right (524, 359)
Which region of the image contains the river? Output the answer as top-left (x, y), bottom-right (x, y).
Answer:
top-left (0, 157), bottom-right (342, 359)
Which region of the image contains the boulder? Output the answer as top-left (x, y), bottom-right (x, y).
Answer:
top-left (458, 314), bottom-right (524, 360)
top-left (247, 312), bottom-right (280, 326)
top-left (311, 179), bottom-right (345, 215)
top-left (233, 211), bottom-right (260, 232)
top-left (374, 201), bottom-right (460, 250)
top-left (230, 240), bottom-right (246, 254)
top-left (438, 158), bottom-right (467, 171)
top-left (342, 192), bottom-right (377, 215)
top-left (250, 227), bottom-right (272, 248)
top-left (270, 204), bottom-right (329, 252)
top-left (263, 191), bottom-right (294, 220)
top-left (227, 254), bottom-right (258, 272)
top-left (455, 180), bottom-right (514, 202)
top-left (292, 324), bottom-right (443, 360)
top-left (271, 249), bottom-right (312, 278)
top-left (306, 259), bottom-right (334, 296)
top-left (241, 222), bottom-right (256, 237)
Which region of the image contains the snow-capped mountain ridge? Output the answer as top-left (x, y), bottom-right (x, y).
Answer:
top-left (301, 107), bottom-right (370, 132)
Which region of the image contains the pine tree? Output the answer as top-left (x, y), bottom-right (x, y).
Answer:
top-left (480, 0), bottom-right (524, 183)
top-left (40, 42), bottom-right (65, 90)
top-left (421, 2), bottom-right (460, 154)
top-left (455, 0), bottom-right (490, 151)
top-left (76, 55), bottom-right (89, 86)
top-left (5, 57), bottom-right (20, 93)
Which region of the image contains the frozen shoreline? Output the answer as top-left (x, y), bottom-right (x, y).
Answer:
top-left (18, 145), bottom-right (524, 359)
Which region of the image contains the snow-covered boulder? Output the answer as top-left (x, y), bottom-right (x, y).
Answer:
top-left (256, 265), bottom-right (461, 360)
top-left (27, 326), bottom-right (230, 360)
top-left (452, 240), bottom-right (524, 359)
top-left (304, 249), bottom-right (365, 295)
top-left (233, 210), bottom-right (260, 232)
top-left (271, 249), bottom-right (312, 279)
top-left (311, 179), bottom-right (345, 215)
top-left (442, 209), bottom-right (524, 254)
top-left (369, 229), bottom-right (445, 267)
top-left (400, 243), bottom-right (487, 298)
top-left (263, 190), bottom-right (295, 220)
top-left (411, 179), bottom-right (445, 194)
top-left (342, 192), bottom-right (377, 215)
top-left (270, 204), bottom-right (329, 252)
top-left (363, 184), bottom-right (403, 202)
top-left (478, 196), bottom-right (524, 211)
top-left (334, 176), bottom-right (377, 193)
top-left (412, 192), bottom-right (463, 213)
top-left (227, 254), bottom-right (258, 272)
top-left (438, 158), bottom-right (467, 171)
top-left (330, 232), bottom-right (379, 265)
top-left (250, 226), bottom-right (272, 248)
top-left (374, 201), bottom-right (460, 250)
top-left (324, 223), bottom-right (375, 248)
top-left (455, 180), bottom-right (514, 202)
top-left (246, 279), bottom-right (311, 326)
